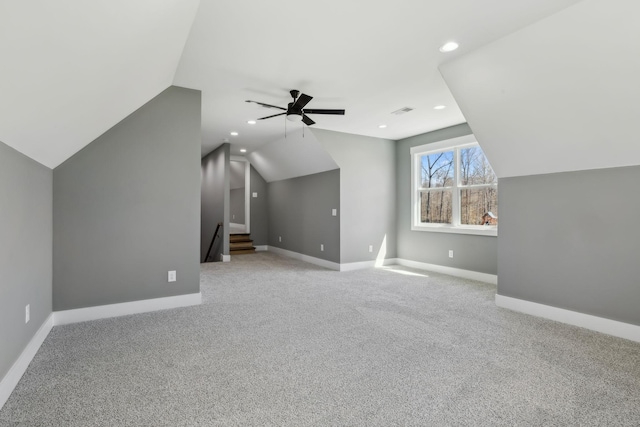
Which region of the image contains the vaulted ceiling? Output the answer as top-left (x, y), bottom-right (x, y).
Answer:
top-left (5, 0), bottom-right (634, 180)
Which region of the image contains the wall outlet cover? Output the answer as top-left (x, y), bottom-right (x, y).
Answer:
top-left (168, 270), bottom-right (177, 282)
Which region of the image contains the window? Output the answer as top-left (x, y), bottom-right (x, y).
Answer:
top-left (410, 134), bottom-right (497, 236)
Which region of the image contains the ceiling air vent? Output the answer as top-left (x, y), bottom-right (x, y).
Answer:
top-left (391, 107), bottom-right (414, 115)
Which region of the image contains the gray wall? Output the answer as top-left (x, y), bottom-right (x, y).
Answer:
top-left (249, 165), bottom-right (268, 246)
top-left (0, 142), bottom-right (52, 384)
top-left (396, 124), bottom-right (498, 275)
top-left (230, 188), bottom-right (245, 224)
top-left (268, 170), bottom-right (340, 263)
top-left (314, 129), bottom-right (397, 264)
top-left (201, 143), bottom-right (230, 261)
top-left (53, 86), bottom-right (201, 311)
top-left (498, 166), bottom-right (640, 326)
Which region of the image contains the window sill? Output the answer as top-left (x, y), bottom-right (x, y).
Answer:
top-left (411, 224), bottom-right (498, 237)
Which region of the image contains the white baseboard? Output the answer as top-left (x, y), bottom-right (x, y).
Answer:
top-left (267, 246), bottom-right (340, 271)
top-left (496, 294), bottom-right (640, 343)
top-left (53, 292), bottom-right (202, 326)
top-left (339, 258), bottom-right (399, 272)
top-left (262, 248), bottom-right (496, 283)
top-left (254, 245), bottom-right (268, 251)
top-left (394, 258), bottom-right (497, 284)
top-left (220, 254), bottom-right (230, 262)
top-left (0, 313), bottom-right (54, 410)
top-left (1, 292), bottom-right (202, 410)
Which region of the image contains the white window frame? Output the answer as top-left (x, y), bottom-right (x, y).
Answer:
top-left (410, 134), bottom-right (497, 236)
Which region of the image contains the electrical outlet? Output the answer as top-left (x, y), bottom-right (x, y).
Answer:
top-left (168, 270), bottom-right (176, 282)
top-left (25, 304), bottom-right (30, 324)
top-left (252, 192), bottom-right (258, 198)
top-left (449, 250), bottom-right (454, 258)
top-left (332, 208), bottom-right (337, 216)
top-left (369, 245), bottom-right (373, 253)
top-left (320, 244), bottom-right (324, 251)
top-left (279, 236), bottom-right (282, 242)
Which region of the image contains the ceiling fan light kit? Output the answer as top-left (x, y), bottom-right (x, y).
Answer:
top-left (246, 89), bottom-right (345, 127)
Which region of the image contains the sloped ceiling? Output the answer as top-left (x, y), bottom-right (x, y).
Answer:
top-left (1, 0), bottom-right (591, 172)
top-left (173, 0), bottom-right (581, 158)
top-left (0, 0), bottom-right (200, 168)
top-left (246, 128), bottom-right (338, 183)
top-left (440, 0), bottom-right (640, 178)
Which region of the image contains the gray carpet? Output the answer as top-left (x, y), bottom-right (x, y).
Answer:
top-left (1, 252), bottom-right (639, 426)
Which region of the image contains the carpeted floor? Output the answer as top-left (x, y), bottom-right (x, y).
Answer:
top-left (1, 252), bottom-right (639, 426)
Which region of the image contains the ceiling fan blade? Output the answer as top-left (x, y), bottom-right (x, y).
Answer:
top-left (291, 93), bottom-right (313, 111)
top-left (302, 114), bottom-right (316, 126)
top-left (245, 100), bottom-right (286, 111)
top-left (303, 109), bottom-right (345, 115)
top-left (258, 112), bottom-right (286, 120)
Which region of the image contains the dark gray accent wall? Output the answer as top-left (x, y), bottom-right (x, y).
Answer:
top-left (201, 143), bottom-right (230, 261)
top-left (268, 170), bottom-right (340, 263)
top-left (53, 86), bottom-right (201, 311)
top-left (0, 142), bottom-right (52, 384)
top-left (396, 123), bottom-right (497, 275)
top-left (230, 188), bottom-right (245, 224)
top-left (313, 129), bottom-right (397, 264)
top-left (498, 166), bottom-right (640, 326)
top-left (249, 165), bottom-right (268, 246)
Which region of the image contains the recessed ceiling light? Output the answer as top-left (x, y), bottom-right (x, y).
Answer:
top-left (247, 120), bottom-right (256, 125)
top-left (378, 124), bottom-right (387, 129)
top-left (240, 149), bottom-right (247, 153)
top-left (434, 105), bottom-right (446, 110)
top-left (230, 131), bottom-right (238, 136)
top-left (439, 42), bottom-right (459, 53)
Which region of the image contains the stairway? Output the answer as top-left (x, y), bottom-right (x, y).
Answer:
top-left (230, 233), bottom-right (256, 255)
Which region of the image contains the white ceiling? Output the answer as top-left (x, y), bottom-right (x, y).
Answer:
top-left (440, 0), bottom-right (640, 178)
top-left (173, 0), bottom-right (582, 157)
top-left (0, 0), bottom-right (200, 168)
top-left (0, 0), bottom-right (584, 168)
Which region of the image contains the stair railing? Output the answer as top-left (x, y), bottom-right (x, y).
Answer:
top-left (203, 222), bottom-right (222, 262)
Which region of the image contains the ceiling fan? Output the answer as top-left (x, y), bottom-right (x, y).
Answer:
top-left (245, 90), bottom-right (345, 126)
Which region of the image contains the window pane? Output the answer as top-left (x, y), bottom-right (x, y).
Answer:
top-left (460, 186), bottom-right (498, 226)
top-left (420, 151), bottom-right (454, 188)
top-left (420, 190), bottom-right (452, 224)
top-left (459, 147), bottom-right (497, 186)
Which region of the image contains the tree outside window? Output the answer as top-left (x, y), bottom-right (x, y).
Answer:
top-left (411, 136), bottom-right (497, 235)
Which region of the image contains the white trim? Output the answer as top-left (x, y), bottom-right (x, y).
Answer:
top-left (410, 224), bottom-right (498, 236)
top-left (339, 258), bottom-right (399, 272)
top-left (53, 293), bottom-right (202, 326)
top-left (394, 258), bottom-right (497, 284)
top-left (409, 134), bottom-right (477, 155)
top-left (221, 254), bottom-right (230, 262)
top-left (254, 245), bottom-right (268, 251)
top-left (267, 246), bottom-right (340, 271)
top-left (410, 134), bottom-right (498, 237)
top-left (0, 313), bottom-right (54, 410)
top-left (495, 295), bottom-right (640, 343)
top-left (262, 247), bottom-right (497, 283)
top-left (230, 156), bottom-right (251, 234)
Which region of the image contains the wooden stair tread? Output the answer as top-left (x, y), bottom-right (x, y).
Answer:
top-left (230, 241), bottom-right (254, 249)
top-left (230, 232), bottom-right (255, 255)
top-left (230, 233), bottom-right (252, 243)
top-left (230, 248), bottom-right (256, 255)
